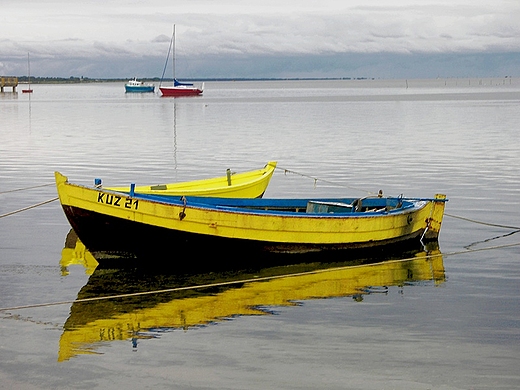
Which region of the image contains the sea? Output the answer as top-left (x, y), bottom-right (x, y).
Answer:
top-left (1, 78), bottom-right (519, 390)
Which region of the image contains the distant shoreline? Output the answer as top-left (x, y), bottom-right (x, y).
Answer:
top-left (9, 75), bottom-right (516, 85)
top-left (12, 76), bottom-right (378, 84)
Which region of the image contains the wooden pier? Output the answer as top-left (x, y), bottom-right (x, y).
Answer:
top-left (1, 77), bottom-right (19, 92)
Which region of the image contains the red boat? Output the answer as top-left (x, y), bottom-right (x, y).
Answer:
top-left (159, 79), bottom-right (203, 97)
top-left (159, 25), bottom-right (204, 97)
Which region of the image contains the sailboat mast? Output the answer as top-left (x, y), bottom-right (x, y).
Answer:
top-left (172, 24), bottom-right (176, 83)
top-left (27, 52), bottom-right (31, 88)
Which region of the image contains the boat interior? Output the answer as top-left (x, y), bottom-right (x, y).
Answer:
top-left (132, 193), bottom-right (412, 215)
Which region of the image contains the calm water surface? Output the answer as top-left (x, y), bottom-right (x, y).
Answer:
top-left (1, 79), bottom-right (519, 389)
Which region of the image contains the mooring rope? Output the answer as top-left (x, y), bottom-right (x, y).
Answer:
top-left (0, 197), bottom-right (59, 219)
top-left (275, 167), bottom-right (520, 231)
top-left (0, 183), bottom-right (54, 195)
top-left (275, 165), bottom-right (378, 195)
top-left (445, 213), bottom-right (520, 230)
top-left (464, 229), bottom-right (520, 250)
top-left (1, 241), bottom-right (519, 313)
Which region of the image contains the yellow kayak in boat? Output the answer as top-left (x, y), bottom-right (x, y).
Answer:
top-left (105, 161), bottom-right (276, 198)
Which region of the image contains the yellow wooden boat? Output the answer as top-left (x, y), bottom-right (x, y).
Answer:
top-left (105, 161), bottom-right (277, 198)
top-left (58, 242), bottom-right (445, 361)
top-left (55, 170), bottom-right (447, 258)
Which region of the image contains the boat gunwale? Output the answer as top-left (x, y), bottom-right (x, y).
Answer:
top-left (138, 195), bottom-right (425, 218)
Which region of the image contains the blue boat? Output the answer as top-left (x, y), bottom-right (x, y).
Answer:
top-left (124, 78), bottom-right (155, 93)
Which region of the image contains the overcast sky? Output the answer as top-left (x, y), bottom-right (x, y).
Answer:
top-left (1, 0), bottom-right (519, 79)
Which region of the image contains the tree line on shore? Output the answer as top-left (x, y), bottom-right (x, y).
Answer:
top-left (17, 76), bottom-right (368, 84)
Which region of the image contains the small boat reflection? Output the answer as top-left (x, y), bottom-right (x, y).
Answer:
top-left (60, 230), bottom-right (99, 276)
top-left (58, 230), bottom-right (445, 362)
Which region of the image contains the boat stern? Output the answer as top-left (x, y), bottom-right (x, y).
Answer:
top-left (422, 194), bottom-right (447, 240)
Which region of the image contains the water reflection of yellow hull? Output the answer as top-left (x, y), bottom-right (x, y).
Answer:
top-left (58, 237), bottom-right (445, 362)
top-left (60, 230), bottom-right (99, 276)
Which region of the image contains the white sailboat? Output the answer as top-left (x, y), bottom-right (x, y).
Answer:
top-left (22, 52), bottom-right (33, 93)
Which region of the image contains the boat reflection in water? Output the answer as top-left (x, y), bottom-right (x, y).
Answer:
top-left (58, 229), bottom-right (445, 362)
top-left (60, 230), bottom-right (99, 276)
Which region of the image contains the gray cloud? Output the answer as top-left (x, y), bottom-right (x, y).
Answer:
top-left (1, 1), bottom-right (519, 78)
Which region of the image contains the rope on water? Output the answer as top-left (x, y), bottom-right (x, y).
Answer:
top-left (0, 197), bottom-right (59, 219)
top-left (464, 229), bottom-right (520, 250)
top-left (275, 165), bottom-right (377, 195)
top-left (445, 213), bottom-right (520, 230)
top-left (1, 241), bottom-right (519, 313)
top-left (0, 183), bottom-right (54, 195)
